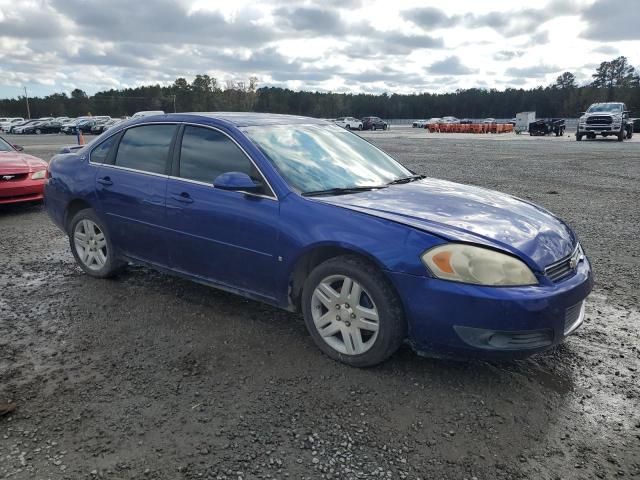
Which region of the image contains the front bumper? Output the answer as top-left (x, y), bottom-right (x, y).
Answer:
top-left (0, 178), bottom-right (45, 204)
top-left (578, 124), bottom-right (621, 133)
top-left (388, 256), bottom-right (593, 358)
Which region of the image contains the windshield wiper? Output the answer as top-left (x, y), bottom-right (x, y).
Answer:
top-left (302, 185), bottom-right (387, 197)
top-left (387, 174), bottom-right (426, 185)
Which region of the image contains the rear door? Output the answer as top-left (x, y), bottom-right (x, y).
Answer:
top-left (165, 124), bottom-right (280, 299)
top-left (94, 124), bottom-right (177, 266)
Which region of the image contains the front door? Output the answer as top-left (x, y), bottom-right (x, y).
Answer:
top-left (165, 125), bottom-right (280, 299)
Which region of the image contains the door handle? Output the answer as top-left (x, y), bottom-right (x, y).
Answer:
top-left (171, 192), bottom-right (194, 204)
top-left (97, 176), bottom-right (113, 186)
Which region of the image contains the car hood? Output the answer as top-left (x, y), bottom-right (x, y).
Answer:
top-left (0, 152), bottom-right (47, 174)
top-left (316, 178), bottom-right (576, 270)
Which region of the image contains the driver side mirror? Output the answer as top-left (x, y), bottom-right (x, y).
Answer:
top-left (578, 112), bottom-right (585, 116)
top-left (623, 110), bottom-right (631, 115)
top-left (13, 144), bottom-right (24, 152)
top-left (214, 171), bottom-right (259, 192)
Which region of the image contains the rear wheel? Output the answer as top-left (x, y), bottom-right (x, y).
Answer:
top-left (69, 209), bottom-right (124, 278)
top-left (35, 129), bottom-right (42, 135)
top-left (302, 255), bottom-right (406, 367)
top-left (371, 125), bottom-right (376, 131)
top-left (618, 126), bottom-right (625, 142)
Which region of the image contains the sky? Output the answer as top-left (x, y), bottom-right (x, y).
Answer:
top-left (0, 0), bottom-right (639, 99)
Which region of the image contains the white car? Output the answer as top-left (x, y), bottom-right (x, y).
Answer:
top-left (412, 119), bottom-right (429, 128)
top-left (334, 117), bottom-right (363, 130)
top-left (131, 110), bottom-right (165, 119)
top-left (441, 116), bottom-right (460, 124)
top-left (0, 117), bottom-right (25, 132)
top-left (426, 118), bottom-right (443, 125)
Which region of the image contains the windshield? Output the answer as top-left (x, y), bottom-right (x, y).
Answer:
top-left (243, 124), bottom-right (412, 194)
top-left (0, 137), bottom-right (14, 152)
top-left (587, 104), bottom-right (622, 113)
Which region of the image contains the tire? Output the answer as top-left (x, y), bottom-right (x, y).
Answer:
top-left (576, 133), bottom-right (582, 141)
top-left (68, 208), bottom-right (125, 278)
top-left (617, 126), bottom-right (625, 142)
top-left (383, 124), bottom-right (387, 130)
top-left (626, 126), bottom-right (633, 139)
top-left (358, 125), bottom-right (362, 131)
top-left (301, 255), bottom-right (406, 367)
top-left (35, 129), bottom-right (42, 135)
top-left (345, 124), bottom-right (351, 130)
top-left (371, 125), bottom-right (376, 131)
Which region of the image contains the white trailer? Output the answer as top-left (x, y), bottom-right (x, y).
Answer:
top-left (515, 111), bottom-right (536, 134)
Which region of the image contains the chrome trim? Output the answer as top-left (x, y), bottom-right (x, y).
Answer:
top-left (166, 175), bottom-right (277, 202)
top-left (97, 163), bottom-right (169, 179)
top-left (564, 301), bottom-right (585, 336)
top-left (544, 243), bottom-right (583, 274)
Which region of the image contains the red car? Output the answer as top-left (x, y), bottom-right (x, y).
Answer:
top-left (0, 136), bottom-right (48, 205)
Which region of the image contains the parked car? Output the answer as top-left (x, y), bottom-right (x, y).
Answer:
top-left (20, 120), bottom-right (63, 134)
top-left (11, 120), bottom-right (45, 134)
top-left (412, 120), bottom-right (429, 128)
top-left (131, 110), bottom-right (165, 119)
top-left (441, 116), bottom-right (460, 124)
top-left (0, 135), bottom-right (48, 204)
top-left (334, 117), bottom-right (363, 130)
top-left (0, 118), bottom-right (24, 132)
top-left (577, 102), bottom-right (632, 141)
top-left (426, 118), bottom-right (442, 125)
top-left (361, 116), bottom-right (387, 131)
top-left (44, 113), bottom-right (593, 367)
top-left (482, 118), bottom-right (497, 124)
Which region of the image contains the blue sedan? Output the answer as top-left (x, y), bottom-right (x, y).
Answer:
top-left (44, 113), bottom-right (593, 367)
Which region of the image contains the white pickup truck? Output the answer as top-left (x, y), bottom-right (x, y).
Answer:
top-left (577, 102), bottom-right (633, 141)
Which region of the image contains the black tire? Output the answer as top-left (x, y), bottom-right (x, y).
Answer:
top-left (626, 126), bottom-right (633, 139)
top-left (587, 133), bottom-right (596, 140)
top-left (345, 124), bottom-right (351, 130)
top-left (372, 125), bottom-right (376, 131)
top-left (576, 133), bottom-right (582, 141)
top-left (301, 255), bottom-right (406, 367)
top-left (383, 124), bottom-right (387, 130)
top-left (35, 129), bottom-right (42, 135)
top-left (68, 208), bottom-right (125, 278)
top-left (617, 126), bottom-right (625, 142)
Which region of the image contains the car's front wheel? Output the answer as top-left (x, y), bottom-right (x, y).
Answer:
top-left (302, 255), bottom-right (406, 367)
top-left (69, 209), bottom-right (124, 278)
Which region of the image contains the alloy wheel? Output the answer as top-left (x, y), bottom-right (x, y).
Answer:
top-left (74, 219), bottom-right (107, 270)
top-left (311, 274), bottom-right (380, 355)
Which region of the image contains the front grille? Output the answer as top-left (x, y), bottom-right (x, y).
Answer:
top-left (0, 173), bottom-right (28, 182)
top-left (544, 245), bottom-right (582, 283)
top-left (564, 301), bottom-right (585, 335)
top-left (586, 116), bottom-right (612, 125)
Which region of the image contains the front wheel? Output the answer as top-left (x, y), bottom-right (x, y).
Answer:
top-left (618, 126), bottom-right (625, 142)
top-left (345, 124), bottom-right (351, 130)
top-left (302, 255), bottom-right (406, 367)
top-left (576, 133), bottom-right (583, 141)
top-left (69, 209), bottom-right (124, 278)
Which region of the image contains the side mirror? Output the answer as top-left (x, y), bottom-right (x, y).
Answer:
top-left (623, 110), bottom-right (631, 115)
top-left (13, 144), bottom-right (24, 152)
top-left (214, 172), bottom-right (258, 192)
top-left (578, 112), bottom-right (586, 116)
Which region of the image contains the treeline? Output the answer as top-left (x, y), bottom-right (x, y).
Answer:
top-left (2, 56), bottom-right (639, 119)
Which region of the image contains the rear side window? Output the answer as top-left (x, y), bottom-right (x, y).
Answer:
top-left (179, 126), bottom-right (259, 184)
top-left (90, 135), bottom-right (118, 164)
top-left (115, 124), bottom-right (176, 174)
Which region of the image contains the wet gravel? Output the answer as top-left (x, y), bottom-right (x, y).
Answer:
top-left (1, 131), bottom-right (639, 479)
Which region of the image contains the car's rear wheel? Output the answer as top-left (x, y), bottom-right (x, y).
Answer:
top-left (302, 255), bottom-right (405, 367)
top-left (69, 209), bottom-right (124, 278)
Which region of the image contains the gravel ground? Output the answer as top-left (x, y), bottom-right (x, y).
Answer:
top-left (1, 130), bottom-right (639, 479)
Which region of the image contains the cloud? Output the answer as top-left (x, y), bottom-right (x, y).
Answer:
top-left (274, 6), bottom-right (347, 34)
top-left (494, 50), bottom-right (525, 61)
top-left (401, 7), bottom-right (456, 29)
top-left (427, 56), bottom-right (476, 75)
top-left (505, 64), bottom-right (561, 78)
top-left (592, 45), bottom-right (618, 55)
top-left (580, 0), bottom-right (640, 41)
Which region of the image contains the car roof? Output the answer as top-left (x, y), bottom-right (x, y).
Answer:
top-left (156, 112), bottom-right (328, 127)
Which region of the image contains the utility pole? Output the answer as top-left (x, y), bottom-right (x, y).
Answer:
top-left (24, 86), bottom-right (31, 119)
top-left (173, 94), bottom-right (176, 113)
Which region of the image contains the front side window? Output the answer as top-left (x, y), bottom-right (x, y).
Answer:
top-left (115, 124), bottom-right (176, 174)
top-left (179, 125), bottom-right (262, 186)
top-left (90, 134), bottom-right (118, 164)
top-left (243, 124), bottom-right (411, 194)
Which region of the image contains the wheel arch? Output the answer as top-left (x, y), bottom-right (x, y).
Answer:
top-left (286, 242), bottom-right (395, 312)
top-left (64, 198), bottom-right (93, 232)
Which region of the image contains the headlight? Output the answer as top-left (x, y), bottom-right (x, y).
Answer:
top-left (421, 244), bottom-right (538, 286)
top-left (31, 170), bottom-right (46, 180)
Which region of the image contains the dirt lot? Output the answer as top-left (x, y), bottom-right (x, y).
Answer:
top-left (1, 130), bottom-right (639, 480)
